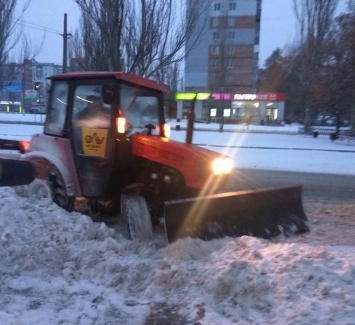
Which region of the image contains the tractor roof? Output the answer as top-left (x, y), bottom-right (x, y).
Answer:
top-left (50, 72), bottom-right (166, 92)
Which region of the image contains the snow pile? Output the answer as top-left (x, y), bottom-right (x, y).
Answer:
top-left (1, 187), bottom-right (355, 324)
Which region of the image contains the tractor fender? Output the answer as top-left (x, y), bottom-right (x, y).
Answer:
top-left (20, 150), bottom-right (81, 197)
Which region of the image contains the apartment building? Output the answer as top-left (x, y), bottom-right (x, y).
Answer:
top-left (184, 0), bottom-right (262, 122)
top-left (185, 0), bottom-right (260, 93)
top-left (31, 60), bottom-right (62, 101)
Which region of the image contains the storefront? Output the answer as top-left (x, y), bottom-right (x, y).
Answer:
top-left (0, 101), bottom-right (23, 113)
top-left (175, 92), bottom-right (286, 125)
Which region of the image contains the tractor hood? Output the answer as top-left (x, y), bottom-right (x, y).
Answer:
top-left (131, 134), bottom-right (233, 190)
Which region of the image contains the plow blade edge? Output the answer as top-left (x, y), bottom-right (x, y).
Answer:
top-left (164, 185), bottom-right (309, 242)
top-left (0, 159), bottom-right (35, 187)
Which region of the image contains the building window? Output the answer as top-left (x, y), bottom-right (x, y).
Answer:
top-left (209, 74), bottom-right (219, 86)
top-left (227, 45), bottom-right (235, 55)
top-left (226, 59), bottom-right (234, 68)
top-left (255, 29), bottom-right (260, 43)
top-left (228, 17), bottom-right (236, 26)
top-left (211, 46), bottom-right (220, 55)
top-left (227, 31), bottom-right (235, 39)
top-left (226, 74), bottom-right (234, 83)
top-left (229, 2), bottom-right (236, 10)
top-left (213, 32), bottom-right (220, 40)
top-left (210, 60), bottom-right (218, 68)
top-left (212, 17), bottom-right (219, 27)
top-left (214, 3), bottom-right (221, 11)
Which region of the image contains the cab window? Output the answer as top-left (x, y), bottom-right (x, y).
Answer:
top-left (44, 81), bottom-right (68, 136)
top-left (120, 84), bottom-right (159, 133)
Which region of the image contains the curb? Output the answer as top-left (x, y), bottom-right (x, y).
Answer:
top-left (173, 126), bottom-right (298, 135)
top-left (195, 143), bottom-right (355, 153)
top-left (0, 121), bottom-right (44, 126)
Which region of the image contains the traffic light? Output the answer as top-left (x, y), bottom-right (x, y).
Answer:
top-left (34, 82), bottom-right (41, 90)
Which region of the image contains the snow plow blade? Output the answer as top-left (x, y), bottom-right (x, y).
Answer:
top-left (164, 185), bottom-right (309, 242)
top-left (0, 158), bottom-right (35, 187)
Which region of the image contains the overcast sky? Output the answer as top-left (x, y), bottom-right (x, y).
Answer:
top-left (13, 0), bottom-right (349, 67)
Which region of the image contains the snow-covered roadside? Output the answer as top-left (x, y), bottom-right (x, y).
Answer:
top-left (1, 114), bottom-right (355, 324)
top-left (1, 186), bottom-right (355, 325)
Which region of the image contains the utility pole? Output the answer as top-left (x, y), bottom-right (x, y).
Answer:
top-left (185, 94), bottom-right (197, 144)
top-left (61, 13), bottom-right (71, 73)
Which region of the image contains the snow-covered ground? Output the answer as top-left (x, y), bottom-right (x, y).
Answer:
top-left (1, 115), bottom-right (355, 175)
top-left (0, 113), bottom-right (355, 324)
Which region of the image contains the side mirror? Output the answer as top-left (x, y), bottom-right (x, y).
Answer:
top-left (102, 83), bottom-right (119, 104)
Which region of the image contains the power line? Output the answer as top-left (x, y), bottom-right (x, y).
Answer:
top-left (13, 17), bottom-right (64, 35)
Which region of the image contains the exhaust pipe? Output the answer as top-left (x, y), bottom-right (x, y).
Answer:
top-left (0, 159), bottom-right (35, 187)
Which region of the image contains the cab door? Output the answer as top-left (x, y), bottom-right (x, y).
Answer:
top-left (70, 83), bottom-right (114, 198)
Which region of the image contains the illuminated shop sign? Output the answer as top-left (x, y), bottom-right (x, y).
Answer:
top-left (175, 92), bottom-right (286, 101)
top-left (233, 93), bottom-right (286, 101)
top-left (175, 92), bottom-right (232, 101)
top-left (175, 92), bottom-right (210, 100)
top-left (210, 93), bottom-right (231, 100)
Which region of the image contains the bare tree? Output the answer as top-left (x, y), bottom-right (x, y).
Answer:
top-left (322, 7), bottom-right (355, 131)
top-left (292, 0), bottom-right (339, 124)
top-left (73, 0), bottom-right (126, 71)
top-left (68, 29), bottom-right (84, 71)
top-left (0, 0), bottom-right (30, 86)
top-left (259, 49), bottom-right (289, 91)
top-left (258, 1), bottom-right (353, 125)
top-left (73, 0), bottom-right (211, 81)
top-left (17, 33), bottom-right (45, 63)
top-left (123, 0), bottom-right (211, 78)
top-left (293, 0), bottom-right (339, 44)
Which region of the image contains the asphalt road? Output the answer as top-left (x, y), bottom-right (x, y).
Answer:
top-left (227, 168), bottom-right (355, 203)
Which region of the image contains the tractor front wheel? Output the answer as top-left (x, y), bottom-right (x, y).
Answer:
top-left (119, 192), bottom-right (153, 241)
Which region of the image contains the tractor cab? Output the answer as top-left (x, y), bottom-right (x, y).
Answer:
top-left (43, 72), bottom-right (167, 198)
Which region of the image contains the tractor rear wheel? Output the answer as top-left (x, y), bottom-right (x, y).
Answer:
top-left (27, 166), bottom-right (73, 211)
top-left (119, 193), bottom-right (153, 241)
top-left (27, 178), bottom-right (52, 200)
top-left (48, 167), bottom-right (73, 211)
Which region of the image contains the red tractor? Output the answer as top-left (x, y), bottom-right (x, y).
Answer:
top-left (0, 72), bottom-right (308, 242)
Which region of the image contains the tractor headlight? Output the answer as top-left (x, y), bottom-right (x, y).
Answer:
top-left (164, 124), bottom-right (171, 138)
top-left (212, 157), bottom-right (234, 175)
top-left (155, 123), bottom-right (171, 138)
top-left (116, 117), bottom-right (126, 133)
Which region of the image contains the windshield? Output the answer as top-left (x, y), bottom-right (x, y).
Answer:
top-left (120, 84), bottom-right (160, 131)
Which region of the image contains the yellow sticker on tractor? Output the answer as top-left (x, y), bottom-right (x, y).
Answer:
top-left (81, 128), bottom-right (108, 157)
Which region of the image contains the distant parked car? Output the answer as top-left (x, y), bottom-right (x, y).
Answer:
top-left (315, 115), bottom-right (336, 126)
top-left (29, 106), bottom-right (46, 114)
top-left (29, 107), bottom-right (40, 114)
top-left (325, 117), bottom-right (337, 126)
